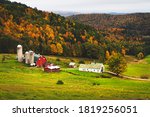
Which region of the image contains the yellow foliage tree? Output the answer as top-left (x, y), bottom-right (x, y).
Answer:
top-left (105, 50), bottom-right (110, 60)
top-left (45, 25), bottom-right (55, 39)
top-left (88, 36), bottom-right (94, 43)
top-left (50, 44), bottom-right (57, 54)
top-left (56, 43), bottom-right (63, 55)
top-left (111, 50), bottom-right (116, 56)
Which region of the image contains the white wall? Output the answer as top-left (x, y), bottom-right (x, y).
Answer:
top-left (79, 68), bottom-right (102, 73)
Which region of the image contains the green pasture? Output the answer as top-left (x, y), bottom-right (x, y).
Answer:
top-left (0, 54), bottom-right (150, 100)
top-left (123, 55), bottom-right (150, 78)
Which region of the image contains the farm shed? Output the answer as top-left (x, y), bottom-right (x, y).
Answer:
top-left (44, 63), bottom-right (60, 72)
top-left (79, 63), bottom-right (104, 73)
top-left (69, 62), bottom-right (76, 68)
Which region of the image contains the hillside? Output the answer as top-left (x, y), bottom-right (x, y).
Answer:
top-left (69, 13), bottom-right (150, 35)
top-left (0, 0), bottom-right (148, 60)
top-left (69, 13), bottom-right (150, 55)
top-left (0, 0), bottom-right (106, 59)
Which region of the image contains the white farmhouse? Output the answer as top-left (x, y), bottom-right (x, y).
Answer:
top-left (79, 63), bottom-right (104, 73)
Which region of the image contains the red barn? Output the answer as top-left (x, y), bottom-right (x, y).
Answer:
top-left (36, 56), bottom-right (47, 67)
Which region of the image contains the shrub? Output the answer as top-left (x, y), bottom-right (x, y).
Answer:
top-left (79, 60), bottom-right (85, 64)
top-left (56, 58), bottom-right (60, 61)
top-left (140, 75), bottom-right (149, 79)
top-left (2, 55), bottom-right (6, 63)
top-left (92, 82), bottom-right (100, 86)
top-left (70, 59), bottom-right (74, 62)
top-left (137, 52), bottom-right (144, 60)
top-left (56, 80), bottom-right (64, 85)
top-left (101, 74), bottom-right (112, 78)
top-left (97, 83), bottom-right (100, 85)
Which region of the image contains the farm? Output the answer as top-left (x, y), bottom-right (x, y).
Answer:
top-left (0, 54), bottom-right (150, 100)
top-left (0, 0), bottom-right (150, 101)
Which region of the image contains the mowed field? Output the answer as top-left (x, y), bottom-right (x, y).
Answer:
top-left (123, 55), bottom-right (150, 78)
top-left (0, 54), bottom-right (150, 100)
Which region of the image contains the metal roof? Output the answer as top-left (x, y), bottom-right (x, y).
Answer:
top-left (79, 63), bottom-right (104, 69)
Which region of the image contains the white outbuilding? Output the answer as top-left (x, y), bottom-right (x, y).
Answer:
top-left (79, 63), bottom-right (104, 73)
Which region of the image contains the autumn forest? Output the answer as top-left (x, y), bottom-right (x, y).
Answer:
top-left (0, 0), bottom-right (150, 61)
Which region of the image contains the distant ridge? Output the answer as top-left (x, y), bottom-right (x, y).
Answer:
top-left (53, 11), bottom-right (80, 17)
top-left (56, 11), bottom-right (150, 17)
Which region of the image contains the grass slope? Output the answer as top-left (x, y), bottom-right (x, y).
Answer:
top-left (0, 54), bottom-right (150, 100)
top-left (124, 55), bottom-right (150, 78)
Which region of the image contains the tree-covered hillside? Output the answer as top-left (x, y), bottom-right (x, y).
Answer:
top-left (0, 0), bottom-right (147, 60)
top-left (69, 13), bottom-right (150, 55)
top-left (69, 13), bottom-right (150, 36)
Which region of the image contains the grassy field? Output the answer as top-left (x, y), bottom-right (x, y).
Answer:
top-left (0, 54), bottom-right (150, 100)
top-left (123, 55), bottom-right (150, 79)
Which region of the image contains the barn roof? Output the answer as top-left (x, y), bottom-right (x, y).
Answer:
top-left (79, 63), bottom-right (104, 69)
top-left (47, 66), bottom-right (60, 69)
top-left (46, 64), bottom-right (60, 69)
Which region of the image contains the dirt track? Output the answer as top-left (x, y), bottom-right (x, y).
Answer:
top-left (105, 71), bottom-right (150, 81)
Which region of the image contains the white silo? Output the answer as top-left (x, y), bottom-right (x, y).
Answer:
top-left (25, 51), bottom-right (29, 64)
top-left (17, 45), bottom-right (23, 62)
top-left (29, 50), bottom-right (35, 66)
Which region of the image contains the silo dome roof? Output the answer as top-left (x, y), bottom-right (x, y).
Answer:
top-left (17, 45), bottom-right (22, 48)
